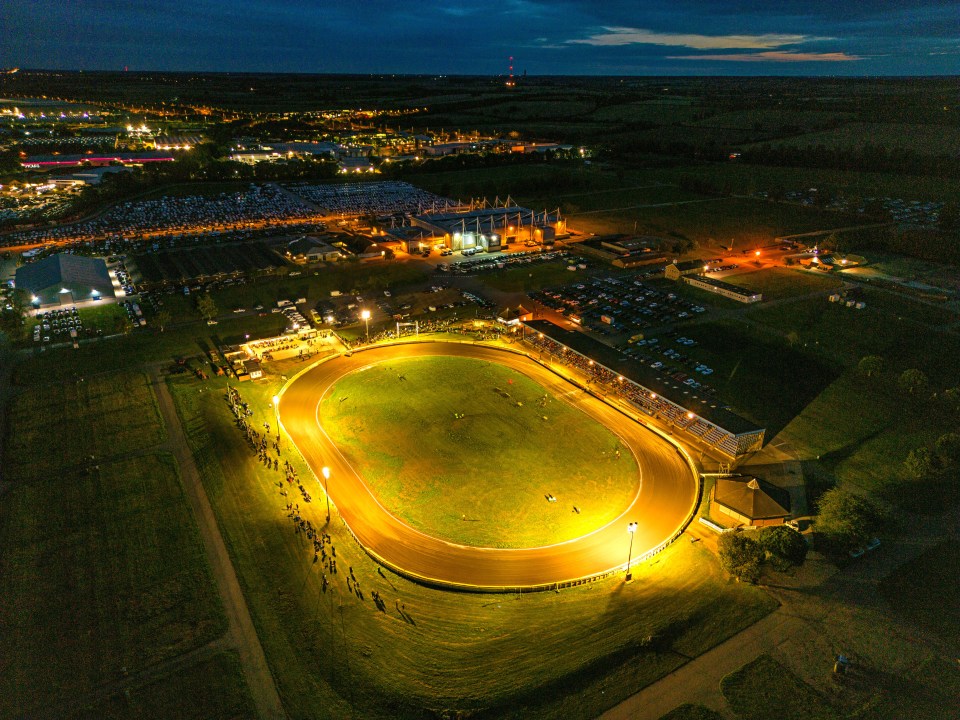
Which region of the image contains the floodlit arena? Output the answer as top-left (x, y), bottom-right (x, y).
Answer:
top-left (277, 342), bottom-right (700, 591)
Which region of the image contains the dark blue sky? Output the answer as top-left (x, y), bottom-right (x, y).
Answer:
top-left (3, 0), bottom-right (959, 75)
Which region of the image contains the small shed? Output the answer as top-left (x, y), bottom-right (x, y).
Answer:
top-left (244, 359), bottom-right (263, 380)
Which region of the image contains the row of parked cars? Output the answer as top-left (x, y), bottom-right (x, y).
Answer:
top-left (33, 306), bottom-right (83, 342)
top-left (530, 276), bottom-right (706, 335)
top-left (113, 261), bottom-right (136, 296)
top-left (621, 332), bottom-right (718, 395)
top-left (438, 249), bottom-right (564, 275)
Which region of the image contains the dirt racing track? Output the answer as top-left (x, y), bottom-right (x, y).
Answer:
top-left (278, 342), bottom-right (699, 591)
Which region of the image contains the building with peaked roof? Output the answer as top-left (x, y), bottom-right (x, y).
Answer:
top-left (712, 477), bottom-right (790, 527)
top-left (496, 305), bottom-right (533, 327)
top-left (664, 259), bottom-right (706, 281)
top-left (285, 237), bottom-right (342, 264)
top-left (15, 253), bottom-right (115, 306)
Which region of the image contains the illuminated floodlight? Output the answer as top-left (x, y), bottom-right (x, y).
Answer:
top-left (321, 466), bottom-right (331, 521)
top-left (361, 309), bottom-right (371, 341)
top-left (625, 521), bottom-right (638, 582)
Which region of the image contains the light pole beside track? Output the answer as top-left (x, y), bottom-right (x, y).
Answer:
top-left (322, 466), bottom-right (331, 524)
top-left (272, 395), bottom-right (281, 449)
top-left (625, 521), bottom-right (638, 582)
top-left (361, 309), bottom-right (371, 342)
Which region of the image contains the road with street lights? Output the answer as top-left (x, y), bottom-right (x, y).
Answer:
top-left (278, 342), bottom-right (698, 590)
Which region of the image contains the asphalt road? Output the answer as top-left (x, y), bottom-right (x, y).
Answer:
top-left (279, 342), bottom-right (698, 590)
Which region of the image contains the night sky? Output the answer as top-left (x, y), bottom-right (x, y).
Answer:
top-left (2, 0), bottom-right (958, 76)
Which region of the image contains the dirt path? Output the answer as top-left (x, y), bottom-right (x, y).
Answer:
top-left (151, 369), bottom-right (286, 719)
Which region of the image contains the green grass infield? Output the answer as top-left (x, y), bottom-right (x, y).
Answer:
top-left (320, 355), bottom-right (639, 548)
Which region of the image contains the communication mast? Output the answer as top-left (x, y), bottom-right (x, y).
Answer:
top-left (505, 56), bottom-right (516, 88)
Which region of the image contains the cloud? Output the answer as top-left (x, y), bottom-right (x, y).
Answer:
top-left (668, 50), bottom-right (861, 62)
top-left (569, 26), bottom-right (822, 50)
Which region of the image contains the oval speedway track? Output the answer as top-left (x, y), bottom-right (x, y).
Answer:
top-left (278, 342), bottom-right (699, 590)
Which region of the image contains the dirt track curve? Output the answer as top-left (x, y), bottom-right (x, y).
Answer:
top-left (278, 343), bottom-right (698, 590)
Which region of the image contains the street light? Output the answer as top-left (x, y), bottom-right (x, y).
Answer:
top-left (361, 309), bottom-right (371, 341)
top-left (322, 466), bottom-right (331, 523)
top-left (272, 395), bottom-right (280, 448)
top-left (625, 521), bottom-right (638, 582)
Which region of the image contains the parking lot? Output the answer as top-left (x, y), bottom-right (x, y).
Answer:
top-left (437, 248), bottom-right (568, 275)
top-left (2, 184), bottom-right (321, 250)
top-left (528, 275), bottom-right (707, 337)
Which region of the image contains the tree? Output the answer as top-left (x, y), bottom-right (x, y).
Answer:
top-left (857, 355), bottom-right (885, 378)
top-left (898, 368), bottom-right (928, 395)
top-left (196, 294), bottom-right (218, 322)
top-left (934, 432), bottom-right (960, 466)
top-left (903, 447), bottom-right (936, 479)
top-left (944, 387), bottom-right (960, 412)
top-left (718, 531), bottom-right (765, 583)
top-left (816, 487), bottom-right (886, 551)
top-left (758, 526), bottom-right (808, 569)
top-left (0, 288), bottom-right (30, 342)
top-left (154, 310), bottom-right (172, 333)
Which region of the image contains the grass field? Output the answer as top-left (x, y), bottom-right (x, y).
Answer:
top-left (4, 370), bottom-right (165, 478)
top-left (721, 654), bottom-right (838, 720)
top-left (566, 196), bottom-right (861, 249)
top-left (744, 290), bottom-right (960, 378)
top-left (723, 267), bottom-right (841, 301)
top-left (680, 320), bottom-right (839, 435)
top-left (170, 369), bottom-right (776, 719)
top-left (0, 451), bottom-right (228, 715)
top-left (753, 122), bottom-right (960, 156)
top-left (320, 355), bottom-right (640, 548)
top-left (658, 704), bottom-right (725, 720)
top-left (75, 650), bottom-right (256, 720)
top-left (880, 541), bottom-right (960, 643)
top-left (651, 163), bottom-right (960, 204)
top-left (483, 258), bottom-right (600, 292)
top-left (721, 651), bottom-right (960, 720)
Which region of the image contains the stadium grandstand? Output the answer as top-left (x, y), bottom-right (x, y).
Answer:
top-left (521, 319), bottom-right (764, 459)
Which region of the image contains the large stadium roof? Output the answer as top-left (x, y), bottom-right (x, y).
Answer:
top-left (523, 319), bottom-right (762, 437)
